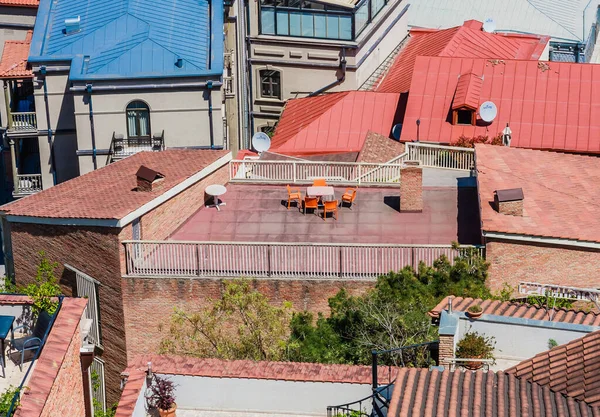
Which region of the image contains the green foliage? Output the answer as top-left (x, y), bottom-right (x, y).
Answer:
top-left (91, 370), bottom-right (116, 417)
top-left (455, 330), bottom-right (495, 360)
top-left (0, 277), bottom-right (17, 294)
top-left (524, 294), bottom-right (574, 310)
top-left (468, 304), bottom-right (482, 313)
top-left (159, 279), bottom-right (294, 361)
top-left (20, 252), bottom-right (61, 317)
top-left (548, 339), bottom-right (559, 349)
top-left (289, 250), bottom-right (491, 366)
top-left (0, 386), bottom-right (22, 416)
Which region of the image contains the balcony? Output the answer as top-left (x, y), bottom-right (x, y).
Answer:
top-left (13, 173), bottom-right (42, 197)
top-left (8, 112), bottom-right (37, 133)
top-left (108, 131), bottom-right (165, 163)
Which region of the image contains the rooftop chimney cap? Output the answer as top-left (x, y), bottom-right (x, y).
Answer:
top-left (494, 188), bottom-right (524, 203)
top-left (136, 166), bottom-right (164, 183)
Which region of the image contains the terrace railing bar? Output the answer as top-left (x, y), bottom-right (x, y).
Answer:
top-left (123, 241), bottom-right (485, 279)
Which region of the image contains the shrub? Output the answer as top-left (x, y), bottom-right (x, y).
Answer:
top-left (0, 386), bottom-right (22, 416)
top-left (467, 305), bottom-right (482, 313)
top-left (146, 375), bottom-right (176, 411)
top-left (548, 339), bottom-right (558, 349)
top-left (21, 252), bottom-right (61, 317)
top-left (455, 330), bottom-right (495, 360)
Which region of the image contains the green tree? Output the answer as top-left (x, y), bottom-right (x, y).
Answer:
top-left (159, 279), bottom-right (293, 361)
top-left (21, 252), bottom-right (62, 316)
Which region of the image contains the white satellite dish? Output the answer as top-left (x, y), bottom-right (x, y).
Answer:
top-left (479, 101), bottom-right (498, 123)
top-left (482, 18), bottom-right (496, 33)
top-left (392, 124), bottom-right (403, 140)
top-left (252, 132), bottom-right (271, 153)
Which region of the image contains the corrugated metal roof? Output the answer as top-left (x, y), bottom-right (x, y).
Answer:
top-left (400, 56), bottom-right (600, 154)
top-left (452, 72), bottom-right (482, 109)
top-left (0, 31), bottom-right (33, 79)
top-left (28, 0), bottom-right (223, 80)
top-left (271, 91), bottom-right (401, 155)
top-left (408, 0), bottom-right (593, 42)
top-left (375, 21), bottom-right (548, 93)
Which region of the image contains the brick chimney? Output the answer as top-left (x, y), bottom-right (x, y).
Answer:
top-left (400, 160), bottom-right (423, 212)
top-left (136, 166), bottom-right (164, 192)
top-left (494, 188), bottom-right (524, 216)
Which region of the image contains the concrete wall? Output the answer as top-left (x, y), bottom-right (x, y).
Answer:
top-left (485, 239), bottom-right (600, 292)
top-left (154, 375), bottom-right (372, 415)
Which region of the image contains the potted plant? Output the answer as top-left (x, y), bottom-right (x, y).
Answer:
top-left (467, 304), bottom-right (483, 319)
top-left (455, 330), bottom-right (495, 370)
top-left (146, 375), bottom-right (177, 417)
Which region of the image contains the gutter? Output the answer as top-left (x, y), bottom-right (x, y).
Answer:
top-left (308, 48), bottom-right (347, 97)
top-left (70, 81), bottom-right (222, 92)
top-left (482, 231), bottom-right (600, 250)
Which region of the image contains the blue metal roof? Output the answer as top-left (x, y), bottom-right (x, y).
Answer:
top-left (29, 0), bottom-right (223, 80)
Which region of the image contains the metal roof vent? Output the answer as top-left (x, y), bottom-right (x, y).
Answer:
top-left (175, 58), bottom-right (183, 68)
top-left (64, 16), bottom-right (81, 35)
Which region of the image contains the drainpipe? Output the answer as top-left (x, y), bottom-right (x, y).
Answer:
top-left (85, 84), bottom-right (98, 170)
top-left (308, 48), bottom-right (347, 97)
top-left (4, 81), bottom-right (11, 130)
top-left (40, 66), bottom-right (57, 185)
top-left (8, 139), bottom-right (17, 195)
top-left (80, 344), bottom-right (95, 417)
top-left (244, 0), bottom-right (254, 140)
top-left (207, 81), bottom-right (215, 148)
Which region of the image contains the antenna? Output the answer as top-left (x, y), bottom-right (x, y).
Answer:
top-left (251, 132), bottom-right (271, 154)
top-left (482, 18), bottom-right (496, 33)
top-left (479, 101), bottom-right (498, 123)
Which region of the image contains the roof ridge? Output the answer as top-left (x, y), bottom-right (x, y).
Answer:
top-left (525, 0), bottom-right (580, 41)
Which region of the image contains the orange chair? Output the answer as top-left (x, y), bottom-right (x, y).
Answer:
top-left (323, 200), bottom-right (339, 221)
top-left (341, 188), bottom-right (357, 209)
top-left (286, 185), bottom-right (302, 210)
top-left (312, 178), bottom-right (327, 186)
top-left (304, 196), bottom-right (319, 216)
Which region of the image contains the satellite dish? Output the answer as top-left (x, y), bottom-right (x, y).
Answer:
top-left (252, 132), bottom-right (271, 153)
top-left (479, 101), bottom-right (498, 123)
top-left (392, 124), bottom-right (403, 140)
top-left (482, 18), bottom-right (496, 33)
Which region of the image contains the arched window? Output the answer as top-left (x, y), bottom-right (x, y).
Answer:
top-left (126, 101), bottom-right (150, 138)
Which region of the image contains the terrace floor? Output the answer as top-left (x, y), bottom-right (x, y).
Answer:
top-left (170, 183), bottom-right (480, 245)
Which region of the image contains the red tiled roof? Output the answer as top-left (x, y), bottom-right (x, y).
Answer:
top-left (0, 31), bottom-right (33, 79)
top-left (452, 72), bottom-right (482, 110)
top-left (355, 130), bottom-right (405, 163)
top-left (400, 56), bottom-right (600, 154)
top-left (475, 144), bottom-right (600, 243)
top-left (16, 298), bottom-right (88, 417)
top-left (506, 330), bottom-right (600, 406)
top-left (430, 296), bottom-right (600, 326)
top-left (127, 355), bottom-right (396, 384)
top-left (0, 0), bottom-right (38, 7)
top-left (387, 368), bottom-right (599, 417)
top-left (0, 294), bottom-right (33, 304)
top-left (0, 149), bottom-right (229, 220)
top-left (115, 370), bottom-right (146, 417)
top-left (270, 91), bottom-right (400, 156)
top-left (375, 21), bottom-right (549, 93)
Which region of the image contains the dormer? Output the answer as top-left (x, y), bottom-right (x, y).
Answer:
top-left (452, 73), bottom-right (483, 125)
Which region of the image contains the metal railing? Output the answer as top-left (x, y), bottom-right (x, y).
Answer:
top-left (405, 142), bottom-right (474, 170)
top-left (327, 384), bottom-right (393, 417)
top-left (9, 112), bottom-right (37, 132)
top-left (14, 173), bottom-right (42, 195)
top-left (109, 130), bottom-right (165, 162)
top-left (123, 241), bottom-right (485, 278)
top-left (519, 281), bottom-right (600, 303)
top-left (66, 264), bottom-right (102, 348)
top-left (443, 357), bottom-right (494, 371)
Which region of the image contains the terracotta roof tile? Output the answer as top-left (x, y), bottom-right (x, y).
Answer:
top-left (430, 296), bottom-right (600, 326)
top-left (387, 368), bottom-right (599, 417)
top-left (0, 0), bottom-right (38, 7)
top-left (270, 91), bottom-right (400, 156)
top-left (507, 330), bottom-right (600, 407)
top-left (475, 144), bottom-right (600, 243)
top-left (355, 130), bottom-right (405, 163)
top-left (0, 31), bottom-right (32, 79)
top-left (114, 370), bottom-right (145, 417)
top-left (126, 355), bottom-right (396, 385)
top-left (375, 21), bottom-right (549, 93)
top-left (0, 149), bottom-right (230, 220)
top-left (15, 298), bottom-right (87, 417)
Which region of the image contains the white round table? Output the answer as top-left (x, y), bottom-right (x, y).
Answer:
top-left (205, 184), bottom-right (227, 211)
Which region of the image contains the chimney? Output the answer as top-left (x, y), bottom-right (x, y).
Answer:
top-left (136, 166), bottom-right (164, 192)
top-left (463, 19), bottom-right (483, 31)
top-left (400, 161), bottom-right (423, 212)
top-left (494, 188), bottom-right (524, 216)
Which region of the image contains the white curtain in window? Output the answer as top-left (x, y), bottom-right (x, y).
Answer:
top-left (138, 111), bottom-right (149, 136)
top-left (127, 111), bottom-right (137, 137)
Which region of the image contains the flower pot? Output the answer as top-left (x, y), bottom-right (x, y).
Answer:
top-left (159, 403), bottom-right (177, 417)
top-left (467, 310), bottom-right (483, 319)
top-left (463, 356), bottom-right (483, 370)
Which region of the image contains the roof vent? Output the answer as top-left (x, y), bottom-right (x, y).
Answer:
top-left (175, 58), bottom-right (183, 68)
top-left (64, 16), bottom-right (81, 35)
top-left (136, 166), bottom-right (164, 192)
top-left (494, 188), bottom-right (524, 216)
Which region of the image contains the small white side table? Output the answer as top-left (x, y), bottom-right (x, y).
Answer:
top-left (205, 184), bottom-right (227, 211)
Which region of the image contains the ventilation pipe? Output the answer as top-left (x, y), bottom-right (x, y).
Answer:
top-left (40, 66), bottom-right (57, 185)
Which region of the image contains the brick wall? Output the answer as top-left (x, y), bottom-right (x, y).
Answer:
top-left (497, 200), bottom-right (523, 216)
top-left (121, 277), bottom-right (373, 358)
top-left (140, 164), bottom-right (229, 241)
top-left (10, 223), bottom-right (126, 405)
top-left (438, 334), bottom-right (454, 369)
top-left (400, 162), bottom-right (422, 212)
top-left (485, 239), bottom-right (600, 292)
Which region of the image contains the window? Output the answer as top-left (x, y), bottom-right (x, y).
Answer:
top-left (456, 109), bottom-right (474, 125)
top-left (126, 101), bottom-right (150, 138)
top-left (132, 218), bottom-right (141, 240)
top-left (260, 70), bottom-right (281, 99)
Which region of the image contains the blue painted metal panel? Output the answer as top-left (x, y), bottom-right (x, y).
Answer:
top-left (29, 0), bottom-right (223, 80)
